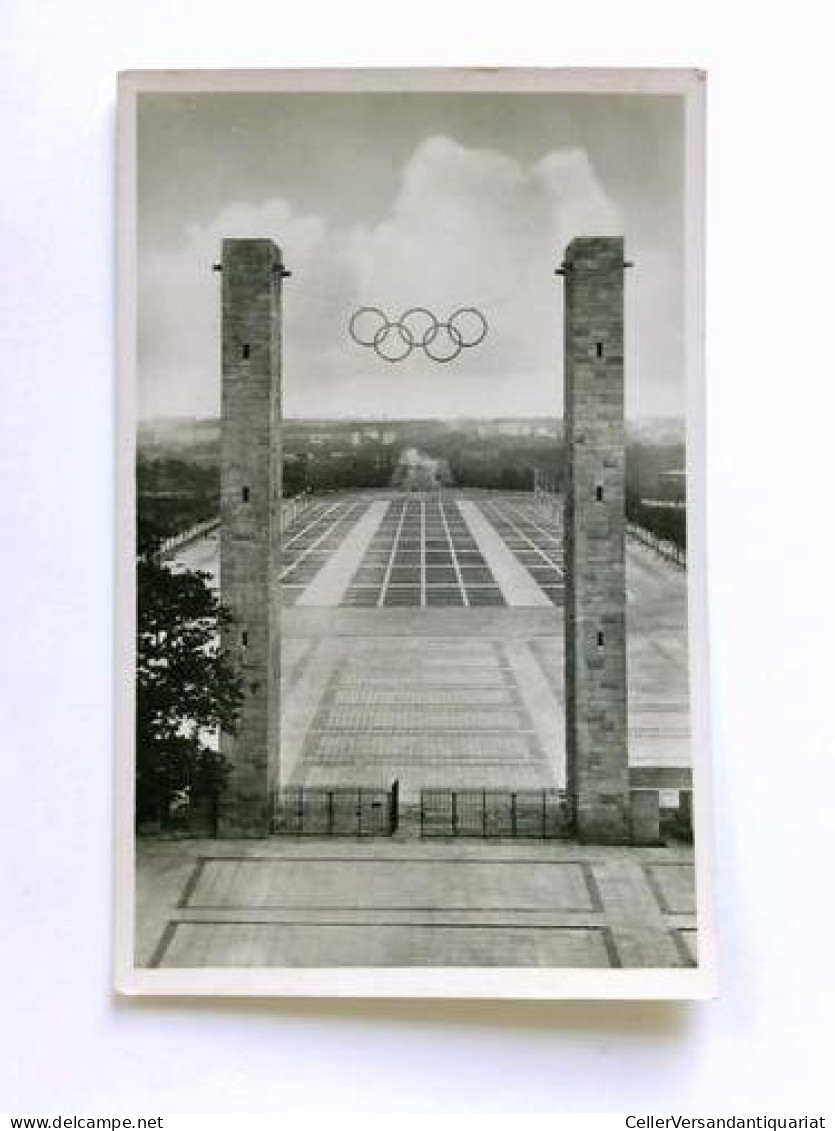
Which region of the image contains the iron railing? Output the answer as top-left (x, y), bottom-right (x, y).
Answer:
top-left (419, 788), bottom-right (573, 839)
top-left (273, 783), bottom-right (398, 837)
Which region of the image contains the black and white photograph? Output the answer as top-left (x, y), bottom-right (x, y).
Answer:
top-left (116, 68), bottom-right (713, 997)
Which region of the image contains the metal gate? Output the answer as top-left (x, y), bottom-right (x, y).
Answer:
top-left (419, 788), bottom-right (572, 839)
top-left (273, 783), bottom-right (398, 837)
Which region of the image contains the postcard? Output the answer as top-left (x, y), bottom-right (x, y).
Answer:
top-left (115, 67), bottom-right (714, 998)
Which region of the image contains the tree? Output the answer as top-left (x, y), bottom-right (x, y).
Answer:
top-left (136, 552), bottom-right (244, 828)
top-left (136, 455), bottom-right (220, 542)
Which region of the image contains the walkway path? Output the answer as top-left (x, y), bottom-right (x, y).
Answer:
top-left (457, 500), bottom-right (552, 608)
top-left (296, 500), bottom-right (389, 607)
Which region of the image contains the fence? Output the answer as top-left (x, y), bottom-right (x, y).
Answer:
top-left (627, 521), bottom-right (687, 568)
top-left (150, 493), bottom-right (318, 563)
top-left (419, 788), bottom-right (573, 839)
top-left (158, 517), bottom-right (220, 559)
top-left (272, 783), bottom-right (398, 837)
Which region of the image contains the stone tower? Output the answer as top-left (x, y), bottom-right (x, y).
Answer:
top-left (561, 237), bottom-right (630, 843)
top-left (217, 238), bottom-right (286, 836)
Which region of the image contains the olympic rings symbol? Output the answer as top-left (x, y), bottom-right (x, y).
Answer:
top-left (348, 306), bottom-right (488, 363)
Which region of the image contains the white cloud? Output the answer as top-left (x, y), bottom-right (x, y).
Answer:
top-left (139, 137), bottom-right (627, 419)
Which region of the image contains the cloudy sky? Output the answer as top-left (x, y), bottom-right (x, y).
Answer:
top-left (138, 91), bottom-right (685, 420)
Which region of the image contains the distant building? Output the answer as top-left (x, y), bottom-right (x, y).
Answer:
top-left (644, 469), bottom-right (687, 509)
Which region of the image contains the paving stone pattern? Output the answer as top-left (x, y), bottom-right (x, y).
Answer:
top-left (137, 839), bottom-right (697, 969)
top-left (477, 497), bottom-right (565, 605)
top-left (288, 637), bottom-right (558, 794)
top-left (279, 497), bottom-right (370, 607)
top-left (343, 497), bottom-right (505, 608)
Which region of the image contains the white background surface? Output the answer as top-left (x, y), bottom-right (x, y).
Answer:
top-left (1, 0), bottom-right (834, 1114)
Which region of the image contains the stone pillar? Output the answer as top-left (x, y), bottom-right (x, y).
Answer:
top-left (217, 238), bottom-right (286, 836)
top-left (630, 789), bottom-right (661, 845)
top-left (561, 237), bottom-right (630, 843)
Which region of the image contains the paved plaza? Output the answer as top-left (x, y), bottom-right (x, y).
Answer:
top-left (137, 838), bottom-right (696, 969)
top-left (143, 490), bottom-right (696, 968)
top-left (175, 491), bottom-right (690, 797)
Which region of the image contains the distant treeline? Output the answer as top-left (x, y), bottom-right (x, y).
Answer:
top-left (283, 447), bottom-right (396, 494)
top-left (624, 438), bottom-right (683, 554)
top-left (422, 433), bottom-right (558, 493)
top-left (626, 496), bottom-right (687, 554)
top-left (626, 441), bottom-right (687, 553)
top-left (137, 457), bottom-right (220, 550)
top-left (626, 441), bottom-right (686, 499)
top-left (136, 436), bottom-right (687, 553)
